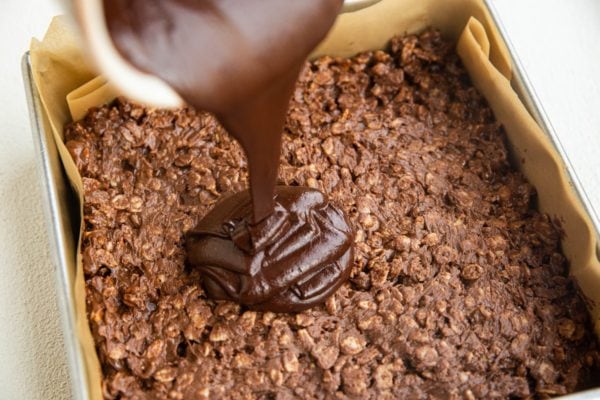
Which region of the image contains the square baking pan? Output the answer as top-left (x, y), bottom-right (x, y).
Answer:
top-left (22, 0), bottom-right (600, 398)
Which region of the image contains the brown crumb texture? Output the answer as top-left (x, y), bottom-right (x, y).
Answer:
top-left (65, 30), bottom-right (599, 399)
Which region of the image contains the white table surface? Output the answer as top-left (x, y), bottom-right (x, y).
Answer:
top-left (1, 1), bottom-right (599, 398)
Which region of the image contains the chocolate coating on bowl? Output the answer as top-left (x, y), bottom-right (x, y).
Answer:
top-left (187, 186), bottom-right (353, 312)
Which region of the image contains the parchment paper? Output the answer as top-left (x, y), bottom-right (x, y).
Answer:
top-left (29, 0), bottom-right (600, 398)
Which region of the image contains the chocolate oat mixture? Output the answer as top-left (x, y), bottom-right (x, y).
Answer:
top-left (66, 30), bottom-right (599, 399)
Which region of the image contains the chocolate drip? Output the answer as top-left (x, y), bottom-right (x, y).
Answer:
top-left (103, 0), bottom-right (353, 312)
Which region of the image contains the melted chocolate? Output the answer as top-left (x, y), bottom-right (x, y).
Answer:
top-left (186, 187), bottom-right (353, 312)
top-left (102, 0), bottom-right (353, 311)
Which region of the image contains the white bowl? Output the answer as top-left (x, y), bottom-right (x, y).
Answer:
top-left (71, 0), bottom-right (382, 108)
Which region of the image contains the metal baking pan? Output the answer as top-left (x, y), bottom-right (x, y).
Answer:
top-left (23, 53), bottom-right (90, 400)
top-left (485, 1), bottom-right (600, 254)
top-left (22, 0), bottom-right (600, 398)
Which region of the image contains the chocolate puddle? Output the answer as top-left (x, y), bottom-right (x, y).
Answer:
top-left (102, 0), bottom-right (353, 311)
top-left (187, 187), bottom-right (353, 312)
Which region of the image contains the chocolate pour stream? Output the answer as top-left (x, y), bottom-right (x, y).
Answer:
top-left (103, 0), bottom-right (354, 311)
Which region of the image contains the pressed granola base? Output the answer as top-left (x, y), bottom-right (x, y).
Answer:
top-left (65, 30), bottom-right (599, 399)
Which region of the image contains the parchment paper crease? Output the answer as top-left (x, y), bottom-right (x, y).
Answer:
top-left (29, 0), bottom-right (600, 397)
